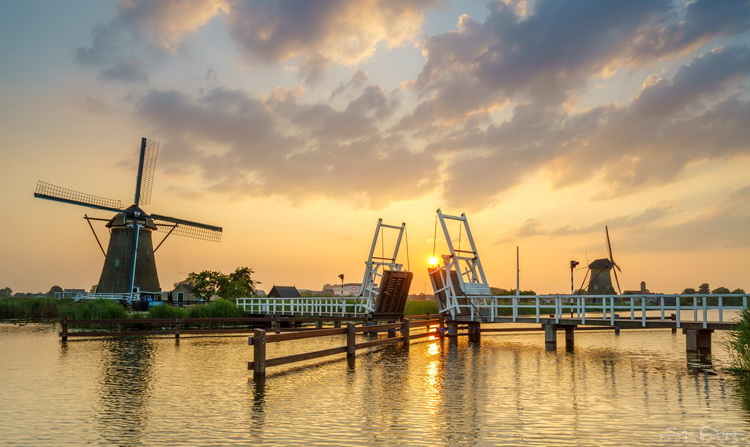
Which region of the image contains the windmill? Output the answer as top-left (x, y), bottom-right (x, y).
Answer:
top-left (34, 137), bottom-right (222, 300)
top-left (578, 225), bottom-right (622, 295)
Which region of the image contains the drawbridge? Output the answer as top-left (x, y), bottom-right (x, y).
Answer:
top-left (428, 209), bottom-right (492, 320)
top-left (237, 218), bottom-right (412, 318)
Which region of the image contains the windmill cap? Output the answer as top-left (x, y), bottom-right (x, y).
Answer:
top-left (589, 258), bottom-right (613, 269)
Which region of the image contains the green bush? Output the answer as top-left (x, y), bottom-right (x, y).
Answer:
top-left (726, 307), bottom-right (750, 372)
top-left (147, 304), bottom-right (185, 319)
top-left (186, 299), bottom-right (244, 318)
top-left (59, 299), bottom-right (128, 320)
top-left (404, 300), bottom-right (438, 316)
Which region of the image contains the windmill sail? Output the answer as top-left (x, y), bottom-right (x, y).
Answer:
top-left (34, 181), bottom-right (122, 212)
top-left (151, 214), bottom-right (223, 242)
top-left (134, 138), bottom-right (159, 206)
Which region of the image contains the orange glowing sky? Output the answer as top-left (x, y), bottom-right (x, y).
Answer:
top-left (1, 0), bottom-right (748, 295)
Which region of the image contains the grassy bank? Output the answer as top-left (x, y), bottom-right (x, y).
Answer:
top-left (726, 307), bottom-right (750, 372)
top-left (0, 298), bottom-right (68, 320)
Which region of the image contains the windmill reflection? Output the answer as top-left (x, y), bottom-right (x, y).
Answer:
top-left (95, 338), bottom-right (155, 446)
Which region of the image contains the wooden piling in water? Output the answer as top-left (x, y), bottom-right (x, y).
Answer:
top-left (61, 315), bottom-right (68, 342)
top-left (544, 324), bottom-right (556, 351)
top-left (683, 328), bottom-right (713, 354)
top-left (253, 329), bottom-right (267, 377)
top-left (564, 326), bottom-right (575, 352)
top-left (401, 320), bottom-right (410, 347)
top-left (346, 323), bottom-right (356, 358)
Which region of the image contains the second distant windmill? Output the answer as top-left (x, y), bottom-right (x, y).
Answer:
top-left (578, 225), bottom-right (622, 295)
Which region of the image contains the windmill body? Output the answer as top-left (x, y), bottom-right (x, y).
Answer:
top-left (34, 138), bottom-right (222, 298)
top-left (97, 211), bottom-right (160, 293)
top-left (586, 258), bottom-right (616, 295)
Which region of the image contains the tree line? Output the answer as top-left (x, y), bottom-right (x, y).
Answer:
top-left (682, 283), bottom-right (745, 295)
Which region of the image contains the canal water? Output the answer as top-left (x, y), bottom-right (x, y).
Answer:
top-left (1, 323), bottom-right (749, 446)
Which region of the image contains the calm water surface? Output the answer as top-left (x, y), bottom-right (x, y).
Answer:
top-left (1, 323), bottom-right (749, 446)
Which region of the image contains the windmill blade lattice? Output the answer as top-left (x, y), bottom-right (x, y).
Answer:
top-left (34, 180), bottom-right (123, 212)
top-left (135, 138), bottom-right (159, 206)
top-left (151, 215), bottom-right (222, 242)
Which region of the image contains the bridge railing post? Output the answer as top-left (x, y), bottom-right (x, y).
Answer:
top-left (693, 296), bottom-right (698, 321)
top-left (641, 296), bottom-right (646, 327)
top-left (676, 296), bottom-right (681, 328)
top-left (703, 296), bottom-right (708, 329)
top-left (719, 296), bottom-right (723, 322)
top-left (610, 297), bottom-right (615, 326)
top-left (581, 297), bottom-right (586, 324)
top-left (660, 296), bottom-right (665, 321)
top-left (535, 296), bottom-right (540, 323)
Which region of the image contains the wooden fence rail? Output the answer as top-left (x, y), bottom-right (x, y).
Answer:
top-left (249, 318), bottom-right (443, 377)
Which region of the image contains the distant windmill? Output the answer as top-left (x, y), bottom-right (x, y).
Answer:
top-left (34, 138), bottom-right (222, 296)
top-left (578, 225), bottom-right (622, 295)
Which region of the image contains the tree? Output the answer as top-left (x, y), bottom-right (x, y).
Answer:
top-left (712, 286), bottom-right (731, 294)
top-left (732, 288), bottom-right (746, 294)
top-left (222, 267), bottom-right (256, 299)
top-left (182, 267), bottom-right (256, 302)
top-left (186, 270), bottom-right (224, 302)
top-left (682, 288), bottom-right (697, 294)
top-left (698, 283), bottom-right (710, 294)
top-left (0, 287), bottom-right (12, 298)
top-left (490, 286), bottom-right (536, 296)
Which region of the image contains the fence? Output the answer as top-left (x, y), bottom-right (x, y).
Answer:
top-left (443, 294), bottom-right (748, 328)
top-left (237, 296), bottom-right (368, 316)
top-left (248, 317), bottom-right (443, 378)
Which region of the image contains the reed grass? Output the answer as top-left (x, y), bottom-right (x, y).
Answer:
top-left (147, 304), bottom-right (186, 319)
top-left (404, 300), bottom-right (438, 315)
top-left (0, 298), bottom-right (63, 319)
top-left (726, 307), bottom-right (750, 372)
top-left (59, 299), bottom-right (128, 320)
top-left (186, 299), bottom-right (244, 318)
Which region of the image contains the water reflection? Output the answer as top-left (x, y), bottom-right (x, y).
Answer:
top-left (96, 338), bottom-right (155, 446)
top-left (3, 327), bottom-right (750, 445)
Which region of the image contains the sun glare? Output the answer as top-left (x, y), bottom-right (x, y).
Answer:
top-left (428, 256), bottom-right (439, 266)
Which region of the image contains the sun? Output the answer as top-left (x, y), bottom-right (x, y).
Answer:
top-left (428, 256), bottom-right (439, 266)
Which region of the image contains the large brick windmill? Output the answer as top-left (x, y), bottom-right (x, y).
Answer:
top-left (34, 138), bottom-right (222, 297)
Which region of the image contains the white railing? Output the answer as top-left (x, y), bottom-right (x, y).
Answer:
top-left (70, 292), bottom-right (152, 304)
top-left (236, 296), bottom-right (369, 317)
top-left (443, 294), bottom-right (748, 328)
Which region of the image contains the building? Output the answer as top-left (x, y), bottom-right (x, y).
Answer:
top-left (267, 286), bottom-right (301, 298)
top-left (322, 283), bottom-right (363, 296)
top-left (171, 282), bottom-right (197, 305)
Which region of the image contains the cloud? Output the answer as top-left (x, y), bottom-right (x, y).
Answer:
top-left (401, 0), bottom-right (750, 131)
top-left (136, 86), bottom-right (437, 207)
top-left (501, 183), bottom-right (750, 252)
top-left (625, 184), bottom-right (750, 251)
top-left (505, 202), bottom-right (676, 240)
top-left (425, 45), bottom-right (750, 209)
top-left (225, 0), bottom-right (440, 73)
top-left (75, 0), bottom-right (227, 82)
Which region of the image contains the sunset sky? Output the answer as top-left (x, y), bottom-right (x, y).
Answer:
top-left (1, 0), bottom-right (749, 296)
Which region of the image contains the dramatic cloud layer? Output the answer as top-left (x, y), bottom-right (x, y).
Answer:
top-left (137, 85), bottom-right (437, 207)
top-left (74, 0), bottom-right (750, 212)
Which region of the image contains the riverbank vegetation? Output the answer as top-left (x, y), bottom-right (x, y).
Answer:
top-left (726, 307), bottom-right (750, 372)
top-left (3, 297), bottom-right (443, 320)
